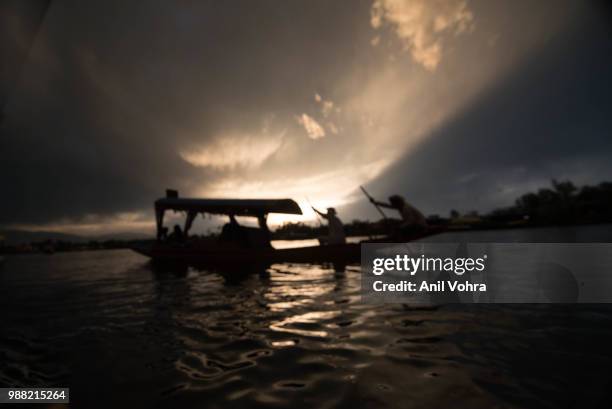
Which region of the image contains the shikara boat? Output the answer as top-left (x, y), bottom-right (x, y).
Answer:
top-left (131, 190), bottom-right (443, 267)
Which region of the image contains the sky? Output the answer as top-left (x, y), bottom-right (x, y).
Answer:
top-left (1, 0), bottom-right (611, 236)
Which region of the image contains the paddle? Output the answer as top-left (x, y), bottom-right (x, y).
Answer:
top-left (359, 186), bottom-right (387, 220)
top-left (306, 197), bottom-right (323, 226)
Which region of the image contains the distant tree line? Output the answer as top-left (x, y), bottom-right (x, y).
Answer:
top-left (488, 180), bottom-right (612, 225)
top-left (272, 218), bottom-right (393, 240)
top-left (0, 239), bottom-right (134, 254)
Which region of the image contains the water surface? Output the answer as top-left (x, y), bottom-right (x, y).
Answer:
top-left (1, 226), bottom-right (612, 408)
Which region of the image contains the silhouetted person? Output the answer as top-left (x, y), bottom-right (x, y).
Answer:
top-left (312, 207), bottom-right (346, 245)
top-left (168, 224), bottom-right (184, 242)
top-left (371, 195), bottom-right (428, 236)
top-left (235, 214), bottom-right (273, 248)
top-left (221, 215), bottom-right (238, 239)
top-left (220, 214), bottom-right (248, 246)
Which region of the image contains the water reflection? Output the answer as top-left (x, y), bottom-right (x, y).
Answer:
top-left (269, 311), bottom-right (339, 338)
top-left (1, 224), bottom-right (612, 408)
top-left (150, 260), bottom-right (351, 339)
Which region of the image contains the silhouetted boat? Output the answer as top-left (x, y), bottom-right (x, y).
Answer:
top-left (130, 190), bottom-right (443, 266)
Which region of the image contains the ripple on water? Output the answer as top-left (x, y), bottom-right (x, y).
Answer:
top-left (1, 250), bottom-right (612, 408)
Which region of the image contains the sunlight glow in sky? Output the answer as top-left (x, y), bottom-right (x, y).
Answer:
top-left (1, 0), bottom-right (590, 236)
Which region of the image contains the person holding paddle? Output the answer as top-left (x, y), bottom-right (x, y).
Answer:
top-left (311, 207), bottom-right (346, 245)
top-left (369, 195), bottom-right (428, 235)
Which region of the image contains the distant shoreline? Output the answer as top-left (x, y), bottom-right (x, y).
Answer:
top-left (2, 222), bottom-right (610, 255)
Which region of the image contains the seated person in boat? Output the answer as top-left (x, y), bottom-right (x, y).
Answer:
top-left (219, 214), bottom-right (271, 248)
top-left (168, 224), bottom-right (185, 242)
top-left (220, 215), bottom-right (247, 245)
top-left (254, 214), bottom-right (272, 247)
top-left (158, 226), bottom-right (169, 241)
top-left (312, 207), bottom-right (346, 245)
top-left (370, 195), bottom-right (428, 236)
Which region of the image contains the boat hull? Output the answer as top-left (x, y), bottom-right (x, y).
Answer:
top-left (131, 227), bottom-right (445, 267)
top-left (132, 242), bottom-right (361, 265)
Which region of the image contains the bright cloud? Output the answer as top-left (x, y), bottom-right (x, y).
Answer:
top-left (202, 157), bottom-right (394, 226)
top-left (180, 132), bottom-right (284, 170)
top-left (297, 113), bottom-right (326, 139)
top-left (371, 0), bottom-right (474, 70)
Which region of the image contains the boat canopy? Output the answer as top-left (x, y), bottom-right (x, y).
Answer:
top-left (155, 197), bottom-right (302, 216)
top-left (154, 196), bottom-right (302, 237)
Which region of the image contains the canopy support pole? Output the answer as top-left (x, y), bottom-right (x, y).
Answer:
top-left (184, 211), bottom-right (197, 237)
top-left (155, 206), bottom-right (165, 240)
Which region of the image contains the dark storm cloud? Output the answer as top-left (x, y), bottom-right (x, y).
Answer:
top-left (1, 0), bottom-right (611, 230)
top-left (355, 6), bottom-right (612, 218)
top-left (0, 0), bottom-right (373, 225)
